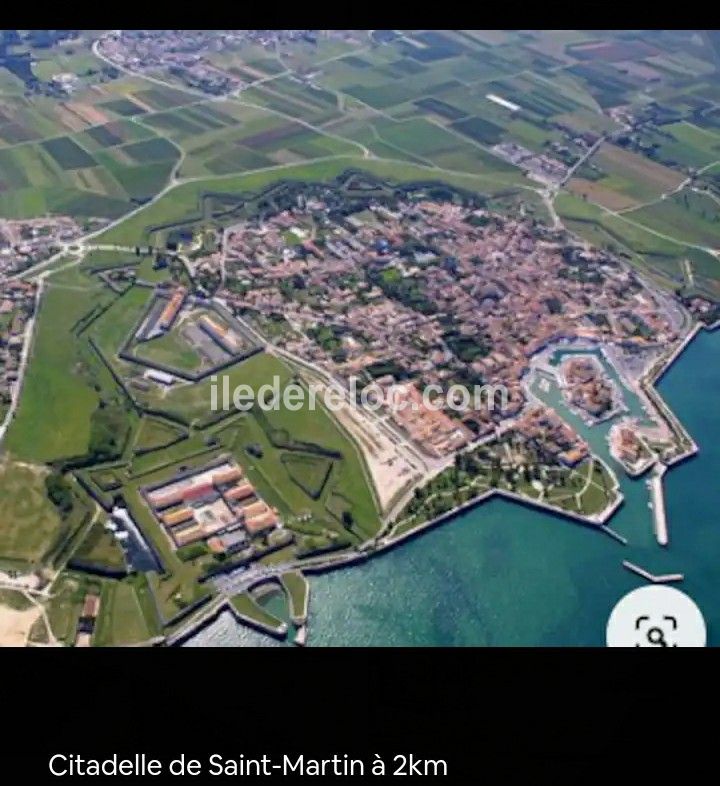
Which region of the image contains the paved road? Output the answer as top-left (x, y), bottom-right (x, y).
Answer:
top-left (213, 562), bottom-right (294, 597)
top-left (0, 281), bottom-right (42, 444)
top-left (559, 134), bottom-right (607, 189)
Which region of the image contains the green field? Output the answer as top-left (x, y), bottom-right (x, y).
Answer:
top-left (367, 117), bottom-right (526, 176)
top-left (121, 137), bottom-right (179, 164)
top-left (42, 136), bottom-right (97, 169)
top-left (281, 453), bottom-right (333, 499)
top-left (0, 74), bottom-right (190, 218)
top-left (280, 570), bottom-right (309, 622)
top-left (93, 157), bottom-right (535, 247)
top-left (73, 519), bottom-right (127, 571)
top-left (3, 31), bottom-right (720, 229)
top-left (625, 189), bottom-right (720, 249)
top-left (4, 267), bottom-right (108, 462)
top-left (101, 97), bottom-right (148, 117)
top-left (93, 579), bottom-right (154, 646)
top-left (0, 124), bottom-right (178, 219)
top-left (133, 416), bottom-right (186, 453)
top-left (78, 248), bottom-right (139, 272)
top-left (555, 191), bottom-right (720, 294)
top-left (89, 284), bottom-right (154, 361)
top-left (45, 574), bottom-right (88, 645)
top-left (132, 329), bottom-right (204, 373)
top-left (139, 99), bottom-right (357, 178)
top-left (82, 120), bottom-right (154, 150)
top-left (132, 85), bottom-right (194, 111)
top-left (0, 460), bottom-right (62, 566)
top-left (588, 142), bottom-right (685, 205)
top-left (230, 590), bottom-right (286, 633)
top-left (637, 122), bottom-right (720, 170)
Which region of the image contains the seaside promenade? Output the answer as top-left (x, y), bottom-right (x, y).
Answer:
top-left (648, 465), bottom-right (669, 546)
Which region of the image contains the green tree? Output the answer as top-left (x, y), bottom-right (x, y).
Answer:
top-left (45, 472), bottom-right (73, 515)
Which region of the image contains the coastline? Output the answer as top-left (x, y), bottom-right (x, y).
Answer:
top-left (166, 592), bottom-right (288, 647)
top-left (639, 323), bottom-right (701, 467)
top-left (170, 482), bottom-right (624, 645)
top-left (171, 320), bottom-right (706, 647)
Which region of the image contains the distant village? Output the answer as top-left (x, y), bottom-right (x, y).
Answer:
top-left (0, 216), bottom-right (87, 276)
top-left (98, 30), bottom-right (361, 96)
top-left (0, 277), bottom-right (35, 417)
top-left (0, 217), bottom-right (95, 414)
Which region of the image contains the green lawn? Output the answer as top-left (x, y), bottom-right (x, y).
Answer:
top-left (45, 573), bottom-right (87, 645)
top-left (72, 519), bottom-right (127, 571)
top-left (0, 588), bottom-right (34, 611)
top-left (577, 467), bottom-right (616, 515)
top-left (230, 591), bottom-right (286, 633)
top-left (281, 453), bottom-right (333, 499)
top-left (133, 416), bottom-right (185, 453)
top-left (139, 351), bottom-right (279, 420)
top-left (93, 579), bottom-right (153, 646)
top-left (280, 570), bottom-right (309, 622)
top-left (89, 284), bottom-right (154, 360)
top-left (5, 266), bottom-right (108, 462)
top-left (0, 460), bottom-right (62, 567)
top-left (541, 459), bottom-right (616, 516)
top-left (132, 328), bottom-right (204, 373)
top-left (78, 248), bottom-right (138, 272)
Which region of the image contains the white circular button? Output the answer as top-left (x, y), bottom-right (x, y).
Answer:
top-left (606, 585), bottom-right (706, 647)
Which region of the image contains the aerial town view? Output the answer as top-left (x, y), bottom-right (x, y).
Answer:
top-left (0, 29), bottom-right (718, 647)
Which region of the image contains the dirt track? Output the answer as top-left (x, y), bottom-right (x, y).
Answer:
top-left (0, 603), bottom-right (41, 647)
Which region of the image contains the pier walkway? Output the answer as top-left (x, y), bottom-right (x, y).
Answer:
top-left (648, 465), bottom-right (669, 546)
top-left (622, 560), bottom-right (683, 584)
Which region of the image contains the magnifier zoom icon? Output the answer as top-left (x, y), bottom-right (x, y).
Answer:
top-left (634, 615), bottom-right (677, 646)
top-left (607, 587), bottom-right (705, 647)
top-left (646, 627), bottom-right (667, 647)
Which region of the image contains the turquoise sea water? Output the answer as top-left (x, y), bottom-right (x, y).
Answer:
top-left (185, 330), bottom-right (720, 647)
